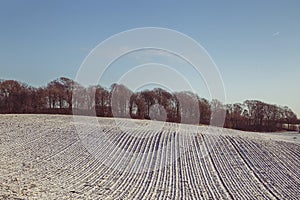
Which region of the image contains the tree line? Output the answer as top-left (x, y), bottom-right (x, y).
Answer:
top-left (0, 77), bottom-right (299, 132)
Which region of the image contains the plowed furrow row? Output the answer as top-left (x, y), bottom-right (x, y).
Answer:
top-left (204, 134), bottom-right (276, 199)
top-left (232, 137), bottom-right (300, 200)
top-left (1, 115), bottom-right (299, 199)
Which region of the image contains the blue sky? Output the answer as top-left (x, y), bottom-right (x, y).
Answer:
top-left (0, 0), bottom-right (299, 115)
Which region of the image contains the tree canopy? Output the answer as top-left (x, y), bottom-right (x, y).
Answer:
top-left (0, 77), bottom-right (298, 132)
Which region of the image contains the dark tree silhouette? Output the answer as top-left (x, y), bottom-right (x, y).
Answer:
top-left (0, 77), bottom-right (298, 132)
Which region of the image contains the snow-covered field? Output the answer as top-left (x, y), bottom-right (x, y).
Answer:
top-left (0, 114), bottom-right (299, 199)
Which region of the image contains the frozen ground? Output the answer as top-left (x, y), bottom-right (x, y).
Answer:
top-left (0, 114), bottom-right (299, 199)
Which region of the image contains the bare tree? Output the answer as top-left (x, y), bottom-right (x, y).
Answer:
top-left (110, 84), bottom-right (133, 118)
top-left (174, 91), bottom-right (199, 124)
top-left (95, 85), bottom-right (110, 117)
top-left (0, 80), bottom-right (27, 113)
top-left (0, 77), bottom-right (298, 132)
top-left (198, 98), bottom-right (211, 125)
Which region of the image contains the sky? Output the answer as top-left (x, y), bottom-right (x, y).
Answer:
top-left (0, 0), bottom-right (299, 116)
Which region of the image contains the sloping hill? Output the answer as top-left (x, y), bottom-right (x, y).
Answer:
top-left (0, 115), bottom-right (299, 199)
